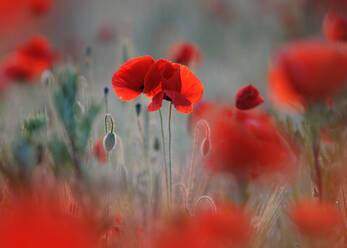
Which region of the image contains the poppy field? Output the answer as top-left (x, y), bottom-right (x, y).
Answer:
top-left (1, 0), bottom-right (347, 247)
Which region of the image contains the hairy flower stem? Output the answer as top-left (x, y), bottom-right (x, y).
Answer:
top-left (159, 109), bottom-right (169, 207)
top-left (168, 103), bottom-right (173, 205)
top-left (313, 141), bottom-right (322, 201)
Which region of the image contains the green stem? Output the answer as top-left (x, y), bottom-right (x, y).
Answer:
top-left (168, 103), bottom-right (173, 205)
top-left (159, 109), bottom-right (169, 206)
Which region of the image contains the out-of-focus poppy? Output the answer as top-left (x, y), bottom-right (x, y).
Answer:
top-left (112, 56), bottom-right (204, 114)
top-left (2, 57), bottom-right (34, 82)
top-left (290, 199), bottom-right (343, 239)
top-left (1, 35), bottom-right (57, 83)
top-left (195, 103), bottom-right (295, 181)
top-left (235, 84), bottom-right (264, 110)
top-left (92, 139), bottom-right (107, 163)
top-left (18, 35), bottom-right (57, 65)
top-left (97, 24), bottom-right (116, 42)
top-left (146, 59), bottom-right (204, 114)
top-left (268, 40), bottom-right (347, 110)
top-left (154, 203), bottom-right (251, 248)
top-left (29, 0), bottom-right (52, 16)
top-left (112, 56), bottom-right (156, 101)
top-left (167, 42), bottom-right (202, 67)
top-left (323, 11), bottom-right (347, 43)
top-left (0, 195), bottom-right (99, 248)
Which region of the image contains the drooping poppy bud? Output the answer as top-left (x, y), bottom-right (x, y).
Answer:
top-left (235, 84), bottom-right (264, 110)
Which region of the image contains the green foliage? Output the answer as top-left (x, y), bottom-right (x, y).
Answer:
top-left (52, 68), bottom-right (100, 176)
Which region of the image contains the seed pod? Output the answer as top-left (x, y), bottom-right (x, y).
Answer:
top-left (103, 132), bottom-right (117, 152)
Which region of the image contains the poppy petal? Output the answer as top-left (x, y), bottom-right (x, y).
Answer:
top-left (165, 90), bottom-right (193, 113)
top-left (148, 92), bottom-right (164, 112)
top-left (143, 59), bottom-right (167, 97)
top-left (160, 61), bottom-right (181, 92)
top-left (177, 64), bottom-right (204, 104)
top-left (112, 56), bottom-right (155, 101)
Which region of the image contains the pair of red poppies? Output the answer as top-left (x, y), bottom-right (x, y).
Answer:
top-left (111, 56), bottom-right (204, 114)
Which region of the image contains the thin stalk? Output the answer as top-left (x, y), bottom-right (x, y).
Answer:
top-left (187, 126), bottom-right (198, 196)
top-left (313, 141), bottom-right (322, 201)
top-left (159, 109), bottom-right (169, 206)
top-left (168, 103), bottom-right (173, 205)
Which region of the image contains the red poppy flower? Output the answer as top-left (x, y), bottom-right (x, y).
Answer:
top-left (154, 203), bottom-right (251, 248)
top-left (199, 104), bottom-right (295, 181)
top-left (112, 56), bottom-right (156, 101)
top-left (323, 11), bottom-right (347, 43)
top-left (112, 57), bottom-right (203, 113)
top-left (0, 196), bottom-right (99, 248)
top-left (18, 35), bottom-right (57, 65)
top-left (290, 200), bottom-right (343, 239)
top-left (235, 84), bottom-right (264, 110)
top-left (167, 42), bottom-right (202, 66)
top-left (92, 139), bottom-right (107, 163)
top-left (268, 40), bottom-right (347, 110)
top-left (2, 57), bottom-right (34, 82)
top-left (146, 59), bottom-right (204, 113)
top-left (29, 0), bottom-right (52, 16)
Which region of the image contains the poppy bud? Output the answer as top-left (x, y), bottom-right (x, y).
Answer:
top-left (135, 103), bottom-right (141, 117)
top-left (103, 132), bottom-right (117, 152)
top-left (104, 87), bottom-right (109, 95)
top-left (86, 47), bottom-right (92, 57)
top-left (153, 137), bottom-right (160, 151)
top-left (235, 84), bottom-right (264, 110)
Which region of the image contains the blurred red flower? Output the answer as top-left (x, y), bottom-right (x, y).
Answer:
top-left (93, 139), bottom-right (107, 163)
top-left (194, 103), bottom-right (295, 180)
top-left (235, 84), bottom-right (264, 110)
top-left (97, 24), bottom-right (116, 42)
top-left (154, 203), bottom-right (251, 248)
top-left (0, 196), bottom-right (99, 248)
top-left (29, 0), bottom-right (52, 16)
top-left (290, 200), bottom-right (343, 239)
top-left (112, 56), bottom-right (204, 114)
top-left (146, 59), bottom-right (203, 113)
top-left (2, 57), bottom-right (34, 82)
top-left (18, 35), bottom-right (57, 65)
top-left (268, 40), bottom-right (347, 110)
top-left (167, 42), bottom-right (202, 67)
top-left (323, 11), bottom-right (347, 43)
top-left (2, 35), bottom-right (57, 83)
